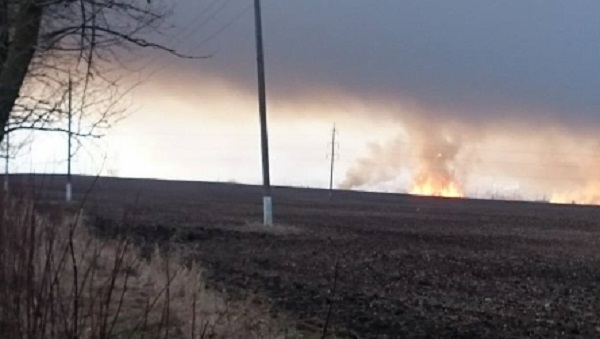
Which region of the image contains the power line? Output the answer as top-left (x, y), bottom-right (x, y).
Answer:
top-left (185, 4), bottom-right (253, 54)
top-left (105, 132), bottom-right (600, 159)
top-left (182, 0), bottom-right (235, 44)
top-left (139, 0), bottom-right (246, 78)
top-left (174, 0), bottom-right (229, 41)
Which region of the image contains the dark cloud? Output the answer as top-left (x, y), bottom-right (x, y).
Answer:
top-left (150, 0), bottom-right (600, 130)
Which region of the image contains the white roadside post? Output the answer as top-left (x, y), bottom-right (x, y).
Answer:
top-left (263, 195), bottom-right (273, 225)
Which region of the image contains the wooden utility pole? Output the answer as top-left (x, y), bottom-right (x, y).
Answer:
top-left (328, 124), bottom-right (337, 201)
top-left (253, 0), bottom-right (272, 226)
top-left (66, 76), bottom-right (72, 202)
top-left (3, 128), bottom-right (8, 194)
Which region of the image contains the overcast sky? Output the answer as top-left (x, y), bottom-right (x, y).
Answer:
top-left (17, 0), bottom-right (600, 203)
top-left (157, 0), bottom-right (600, 129)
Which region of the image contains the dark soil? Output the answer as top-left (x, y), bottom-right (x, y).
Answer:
top-left (20, 175), bottom-right (600, 338)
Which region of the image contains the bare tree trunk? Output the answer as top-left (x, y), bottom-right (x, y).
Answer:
top-left (0, 0), bottom-right (196, 145)
top-left (0, 0), bottom-right (9, 67)
top-left (0, 0), bottom-right (43, 143)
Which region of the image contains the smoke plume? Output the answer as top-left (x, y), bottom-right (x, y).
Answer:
top-left (408, 124), bottom-right (465, 196)
top-left (340, 136), bottom-right (409, 189)
top-left (341, 120), bottom-right (469, 196)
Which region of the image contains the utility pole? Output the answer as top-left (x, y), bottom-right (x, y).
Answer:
top-left (328, 124), bottom-right (337, 201)
top-left (253, 0), bottom-right (272, 226)
top-left (3, 128), bottom-right (8, 194)
top-left (66, 76), bottom-right (73, 202)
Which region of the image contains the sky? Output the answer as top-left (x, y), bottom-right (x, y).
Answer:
top-left (10, 0), bottom-right (600, 203)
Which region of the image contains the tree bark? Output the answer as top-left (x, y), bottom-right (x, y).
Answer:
top-left (0, 0), bottom-right (9, 68)
top-left (0, 0), bottom-right (43, 143)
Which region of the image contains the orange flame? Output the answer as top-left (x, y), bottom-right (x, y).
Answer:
top-left (549, 190), bottom-right (600, 205)
top-left (549, 194), bottom-right (569, 204)
top-left (409, 174), bottom-right (464, 198)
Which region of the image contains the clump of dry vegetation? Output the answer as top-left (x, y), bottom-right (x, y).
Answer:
top-left (0, 197), bottom-right (295, 339)
top-left (230, 222), bottom-right (303, 235)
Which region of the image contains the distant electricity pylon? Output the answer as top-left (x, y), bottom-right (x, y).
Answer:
top-left (66, 76), bottom-right (73, 202)
top-left (327, 124), bottom-right (339, 201)
top-left (253, 0), bottom-right (272, 226)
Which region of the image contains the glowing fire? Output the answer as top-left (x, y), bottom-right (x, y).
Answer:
top-left (409, 174), bottom-right (464, 198)
top-left (549, 191), bottom-right (600, 205)
top-left (549, 194), bottom-right (569, 204)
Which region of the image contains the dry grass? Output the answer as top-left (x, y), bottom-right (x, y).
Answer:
top-left (0, 197), bottom-right (299, 339)
top-left (214, 222), bottom-right (303, 236)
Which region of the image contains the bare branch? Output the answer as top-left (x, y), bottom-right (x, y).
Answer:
top-left (43, 25), bottom-right (211, 59)
top-left (0, 0), bottom-right (207, 146)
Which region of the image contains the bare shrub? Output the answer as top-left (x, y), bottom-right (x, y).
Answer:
top-left (218, 221), bottom-right (303, 236)
top-left (0, 198), bottom-right (295, 339)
